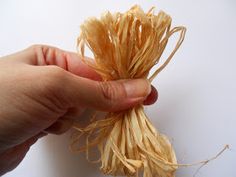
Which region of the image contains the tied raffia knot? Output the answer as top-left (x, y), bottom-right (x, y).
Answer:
top-left (71, 5), bottom-right (186, 177)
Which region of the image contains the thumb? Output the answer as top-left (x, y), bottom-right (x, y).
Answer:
top-left (62, 74), bottom-right (151, 112)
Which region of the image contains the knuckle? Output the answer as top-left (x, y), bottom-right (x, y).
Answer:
top-left (98, 81), bottom-right (126, 103)
top-left (28, 44), bottom-right (44, 53)
top-left (37, 67), bottom-right (69, 110)
top-left (48, 65), bottom-right (66, 77)
top-left (28, 44), bottom-right (42, 50)
top-left (42, 66), bottom-right (68, 93)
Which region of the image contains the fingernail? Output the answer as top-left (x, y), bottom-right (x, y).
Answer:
top-left (143, 85), bottom-right (158, 105)
top-left (123, 79), bottom-right (151, 98)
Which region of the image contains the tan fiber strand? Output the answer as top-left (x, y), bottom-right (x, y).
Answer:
top-left (72, 5), bottom-right (186, 177)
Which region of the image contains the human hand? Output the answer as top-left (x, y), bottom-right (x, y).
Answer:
top-left (0, 45), bottom-right (157, 175)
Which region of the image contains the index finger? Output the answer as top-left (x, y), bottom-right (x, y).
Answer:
top-left (8, 45), bottom-right (101, 81)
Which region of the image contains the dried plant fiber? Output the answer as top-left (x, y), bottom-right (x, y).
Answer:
top-left (72, 5), bottom-right (186, 177)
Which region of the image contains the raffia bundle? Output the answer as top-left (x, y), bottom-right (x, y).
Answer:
top-left (72, 5), bottom-right (186, 177)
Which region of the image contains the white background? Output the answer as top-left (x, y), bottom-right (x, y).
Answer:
top-left (0, 0), bottom-right (236, 177)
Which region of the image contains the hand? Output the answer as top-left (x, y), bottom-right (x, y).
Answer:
top-left (0, 45), bottom-right (158, 175)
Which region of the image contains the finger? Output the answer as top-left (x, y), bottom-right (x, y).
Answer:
top-left (43, 107), bottom-right (85, 135)
top-left (33, 45), bottom-right (101, 81)
top-left (62, 107), bottom-right (86, 121)
top-left (60, 73), bottom-right (151, 112)
top-left (143, 85), bottom-right (158, 105)
top-left (8, 45), bottom-right (101, 81)
top-left (0, 133), bottom-right (44, 175)
top-left (44, 118), bottom-right (74, 135)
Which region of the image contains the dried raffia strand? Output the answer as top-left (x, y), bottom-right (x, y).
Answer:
top-left (72, 5), bottom-right (187, 177)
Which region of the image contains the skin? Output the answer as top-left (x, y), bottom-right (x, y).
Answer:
top-left (0, 45), bottom-right (158, 175)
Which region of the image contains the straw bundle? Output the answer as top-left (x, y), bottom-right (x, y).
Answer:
top-left (72, 5), bottom-right (186, 177)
